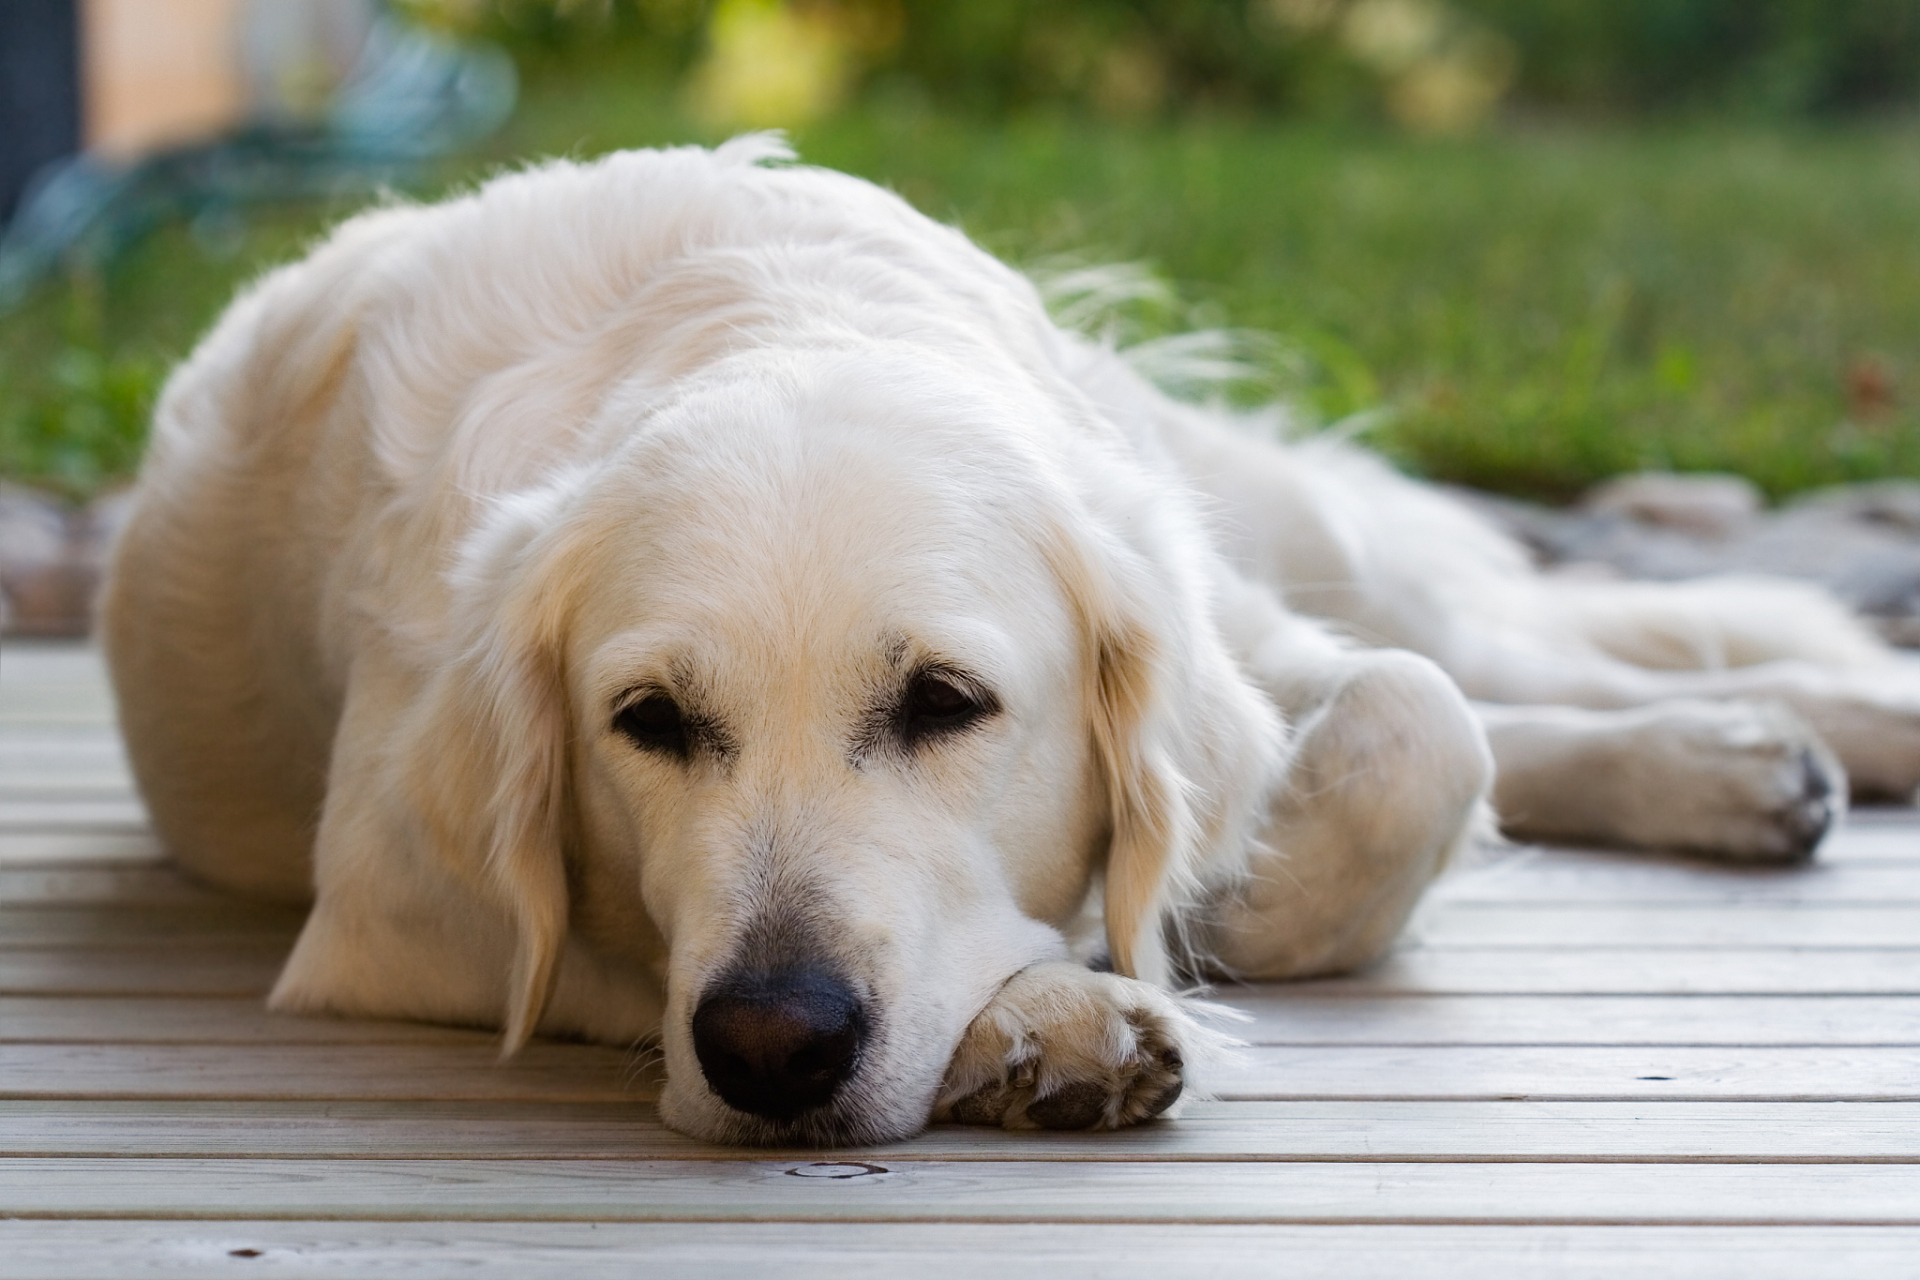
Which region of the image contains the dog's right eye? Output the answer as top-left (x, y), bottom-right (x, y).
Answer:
top-left (897, 669), bottom-right (995, 747)
top-left (614, 693), bottom-right (690, 759)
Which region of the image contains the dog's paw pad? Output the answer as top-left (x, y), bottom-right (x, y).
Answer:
top-left (1025, 1080), bottom-right (1109, 1130)
top-left (946, 1080), bottom-right (1015, 1127)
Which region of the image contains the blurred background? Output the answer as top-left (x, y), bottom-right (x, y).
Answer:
top-left (2, 0), bottom-right (1918, 510)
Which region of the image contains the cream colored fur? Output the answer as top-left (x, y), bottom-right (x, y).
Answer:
top-left (102, 139), bottom-right (1916, 1146)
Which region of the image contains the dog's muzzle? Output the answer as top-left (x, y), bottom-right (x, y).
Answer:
top-left (691, 965), bottom-right (867, 1121)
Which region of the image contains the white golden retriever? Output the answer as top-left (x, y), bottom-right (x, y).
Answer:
top-left (104, 138), bottom-right (1920, 1145)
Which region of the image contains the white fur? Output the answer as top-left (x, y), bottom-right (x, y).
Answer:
top-left (101, 139), bottom-right (1914, 1146)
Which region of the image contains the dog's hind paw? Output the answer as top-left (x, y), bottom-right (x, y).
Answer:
top-left (932, 962), bottom-right (1213, 1131)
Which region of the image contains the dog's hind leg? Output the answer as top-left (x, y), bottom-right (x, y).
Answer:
top-left (1477, 699), bottom-right (1842, 862)
top-left (1503, 575), bottom-right (1920, 802)
top-left (1442, 610), bottom-right (1920, 805)
top-left (1200, 583), bottom-right (1494, 979)
top-left (101, 468), bottom-right (334, 904)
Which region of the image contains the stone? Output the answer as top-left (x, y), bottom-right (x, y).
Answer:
top-left (0, 484), bottom-right (88, 637)
top-left (0, 483), bottom-right (130, 638)
top-left (1788, 480), bottom-right (1920, 535)
top-left (1452, 473), bottom-right (1920, 648)
top-left (1581, 471), bottom-right (1764, 539)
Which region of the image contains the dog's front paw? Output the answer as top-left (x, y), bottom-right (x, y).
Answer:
top-left (933, 962), bottom-right (1207, 1131)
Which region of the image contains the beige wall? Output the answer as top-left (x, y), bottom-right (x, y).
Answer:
top-left (82, 0), bottom-right (248, 158)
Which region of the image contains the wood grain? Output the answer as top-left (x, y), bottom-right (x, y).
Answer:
top-left (0, 1156), bottom-right (1915, 1223)
top-left (1, 1042), bottom-right (1913, 1103)
top-left (3, 1222), bottom-right (1918, 1280)
top-left (0, 945), bottom-right (286, 996)
top-left (8, 642), bottom-right (1920, 1265)
top-left (6, 992), bottom-right (1916, 1048)
top-left (8, 942), bottom-right (1920, 998)
top-left (0, 864), bottom-right (229, 907)
top-left (0, 800), bottom-right (148, 832)
top-left (1432, 856), bottom-right (1920, 903)
top-left (4, 1099), bottom-right (1917, 1162)
top-left (0, 906), bottom-right (305, 947)
top-left (0, 1043), bottom-right (652, 1102)
top-left (1412, 904), bottom-right (1920, 947)
top-left (1289, 948), bottom-right (1920, 995)
top-left (0, 998), bottom-right (501, 1046)
top-left (0, 832), bottom-right (164, 866)
top-left (1219, 1045), bottom-right (1920, 1100)
top-left (17, 898), bottom-right (1920, 952)
top-left (1222, 993), bottom-right (1920, 1045)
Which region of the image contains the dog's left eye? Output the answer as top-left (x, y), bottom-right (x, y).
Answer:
top-left (900, 671), bottom-right (992, 744)
top-left (614, 693), bottom-right (690, 759)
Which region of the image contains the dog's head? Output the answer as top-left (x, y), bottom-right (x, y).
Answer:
top-left (400, 345), bottom-right (1283, 1144)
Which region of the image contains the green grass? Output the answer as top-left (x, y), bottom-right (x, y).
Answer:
top-left (5, 45), bottom-right (1920, 500)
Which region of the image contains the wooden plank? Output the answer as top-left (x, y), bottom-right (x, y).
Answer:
top-left (1292, 948), bottom-right (1920, 995)
top-left (1223, 994), bottom-right (1920, 1046)
top-left (0, 1044), bottom-right (651, 1103)
top-left (0, 735), bottom-right (130, 768)
top-left (0, 800), bottom-right (148, 831)
top-left (0, 864), bottom-right (229, 907)
top-left (1819, 823), bottom-right (1920, 862)
top-left (0, 1042), bottom-right (1910, 1103)
top-left (0, 906), bottom-right (304, 947)
top-left (16, 1221), bottom-right (1920, 1280)
top-left (0, 782), bottom-right (136, 802)
top-left (0, 944), bottom-right (285, 996)
top-left (0, 727), bottom-right (125, 750)
top-left (1836, 806), bottom-right (1920, 826)
top-left (4, 1099), bottom-right (1919, 1162)
top-left (6, 991), bottom-right (1915, 1050)
top-left (11, 943), bottom-right (1918, 998)
top-left (3, 1222), bottom-right (1919, 1280)
top-left (1412, 905), bottom-right (1920, 948)
top-left (1218, 1045), bottom-right (1920, 1100)
top-left (0, 1156), bottom-right (1915, 1223)
top-left (0, 642), bottom-right (110, 685)
top-left (0, 998), bottom-right (502, 1046)
top-left (0, 767), bottom-right (130, 793)
top-left (1434, 857), bottom-right (1920, 905)
top-left (0, 707), bottom-right (115, 729)
top-left (0, 767), bottom-right (135, 796)
top-left (37, 899), bottom-right (1920, 957)
top-left (0, 671), bottom-right (116, 723)
top-left (0, 832), bottom-right (164, 866)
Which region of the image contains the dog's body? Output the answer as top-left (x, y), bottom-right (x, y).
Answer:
top-left (103, 139), bottom-right (1920, 1145)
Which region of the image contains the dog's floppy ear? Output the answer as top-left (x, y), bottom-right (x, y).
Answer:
top-left (393, 475), bottom-right (592, 1054)
top-left (1047, 504), bottom-right (1286, 986)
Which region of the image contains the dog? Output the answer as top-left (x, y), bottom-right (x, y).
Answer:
top-left (102, 137), bottom-right (1920, 1146)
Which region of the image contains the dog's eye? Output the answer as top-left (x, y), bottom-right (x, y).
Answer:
top-left (900, 671), bottom-right (991, 744)
top-left (614, 693), bottom-right (690, 759)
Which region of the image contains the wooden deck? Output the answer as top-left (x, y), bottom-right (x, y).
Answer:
top-left (2, 639), bottom-right (1918, 1277)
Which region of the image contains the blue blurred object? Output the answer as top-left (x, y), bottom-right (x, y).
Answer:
top-left (0, 0), bottom-right (81, 225)
top-left (0, 16), bottom-right (516, 312)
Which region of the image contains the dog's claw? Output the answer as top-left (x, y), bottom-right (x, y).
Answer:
top-left (1141, 1078), bottom-right (1184, 1119)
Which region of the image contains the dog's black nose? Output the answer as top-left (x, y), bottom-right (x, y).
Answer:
top-left (691, 966), bottom-right (865, 1120)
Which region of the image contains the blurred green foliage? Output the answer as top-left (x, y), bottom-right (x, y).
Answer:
top-left (1457, 0), bottom-right (1920, 116)
top-left (461, 0), bottom-right (1920, 124)
top-left (4, 0), bottom-right (1919, 501)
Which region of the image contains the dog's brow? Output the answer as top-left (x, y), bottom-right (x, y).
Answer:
top-left (882, 635), bottom-right (913, 672)
top-left (605, 655), bottom-right (706, 711)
